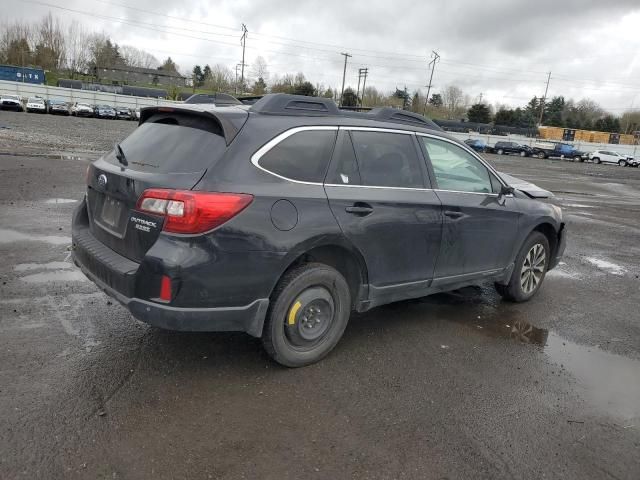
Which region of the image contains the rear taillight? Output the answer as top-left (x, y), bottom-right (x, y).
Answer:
top-left (136, 189), bottom-right (253, 234)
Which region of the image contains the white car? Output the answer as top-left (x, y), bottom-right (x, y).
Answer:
top-left (0, 94), bottom-right (24, 111)
top-left (26, 97), bottom-right (47, 113)
top-left (588, 150), bottom-right (635, 167)
top-left (71, 102), bottom-right (94, 117)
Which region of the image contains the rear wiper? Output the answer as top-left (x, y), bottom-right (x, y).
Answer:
top-left (115, 142), bottom-right (128, 167)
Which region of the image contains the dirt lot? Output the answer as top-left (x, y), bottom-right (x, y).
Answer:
top-left (1, 110), bottom-right (639, 479)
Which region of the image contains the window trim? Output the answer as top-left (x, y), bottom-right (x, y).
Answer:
top-left (251, 126), bottom-right (339, 185)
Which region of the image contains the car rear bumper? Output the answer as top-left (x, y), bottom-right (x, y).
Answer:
top-left (72, 223), bottom-right (269, 337)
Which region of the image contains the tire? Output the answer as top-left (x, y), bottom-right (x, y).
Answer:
top-left (495, 231), bottom-right (550, 302)
top-left (573, 156), bottom-right (581, 162)
top-left (262, 263), bottom-right (351, 367)
top-left (618, 159), bottom-right (627, 167)
top-left (593, 157), bottom-right (600, 164)
top-left (537, 152), bottom-right (546, 159)
top-left (497, 149), bottom-right (504, 155)
top-left (520, 151), bottom-right (526, 157)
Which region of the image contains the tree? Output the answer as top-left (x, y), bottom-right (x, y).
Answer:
top-left (88, 34), bottom-right (123, 70)
top-left (192, 65), bottom-right (204, 87)
top-left (0, 20), bottom-right (33, 66)
top-left (204, 64), bottom-right (233, 92)
top-left (428, 93), bottom-right (443, 107)
top-left (120, 45), bottom-right (158, 69)
top-left (203, 64), bottom-right (212, 82)
top-left (442, 85), bottom-right (466, 119)
top-left (544, 96), bottom-right (565, 127)
top-left (252, 77), bottom-right (267, 95)
top-left (250, 56), bottom-right (269, 82)
top-left (65, 21), bottom-right (90, 77)
top-left (323, 87), bottom-right (334, 99)
top-left (34, 13), bottom-right (65, 70)
top-left (159, 56), bottom-right (178, 74)
top-left (270, 74), bottom-right (295, 94)
top-left (393, 87), bottom-right (410, 109)
top-left (594, 115), bottom-right (621, 133)
top-left (410, 91), bottom-right (422, 113)
top-left (294, 80), bottom-right (315, 96)
top-left (342, 87), bottom-right (358, 107)
top-left (467, 103), bottom-right (492, 123)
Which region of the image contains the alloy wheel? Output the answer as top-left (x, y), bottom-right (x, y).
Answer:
top-left (520, 243), bottom-right (546, 294)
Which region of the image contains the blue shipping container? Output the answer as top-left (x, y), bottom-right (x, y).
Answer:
top-left (0, 65), bottom-right (46, 84)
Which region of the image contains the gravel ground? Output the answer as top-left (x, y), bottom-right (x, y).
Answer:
top-left (1, 111), bottom-right (639, 479)
top-left (0, 110), bottom-right (136, 156)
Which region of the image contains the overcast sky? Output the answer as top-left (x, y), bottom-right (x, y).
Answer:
top-left (5, 0), bottom-right (640, 112)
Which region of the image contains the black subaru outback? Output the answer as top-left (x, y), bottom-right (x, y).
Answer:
top-left (72, 94), bottom-right (566, 367)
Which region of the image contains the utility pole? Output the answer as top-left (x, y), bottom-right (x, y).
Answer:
top-left (356, 68), bottom-right (368, 108)
top-left (538, 71), bottom-right (551, 126)
top-left (339, 52), bottom-right (352, 107)
top-left (361, 68), bottom-right (368, 107)
top-left (240, 23), bottom-right (248, 93)
top-left (423, 50), bottom-right (440, 114)
top-left (478, 93), bottom-right (483, 103)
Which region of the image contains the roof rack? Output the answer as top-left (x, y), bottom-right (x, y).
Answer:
top-left (250, 94), bottom-right (340, 116)
top-left (249, 93), bottom-right (442, 131)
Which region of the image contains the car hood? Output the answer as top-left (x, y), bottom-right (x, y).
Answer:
top-left (498, 172), bottom-right (553, 198)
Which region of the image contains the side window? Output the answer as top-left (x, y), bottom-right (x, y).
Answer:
top-left (420, 137), bottom-right (493, 194)
top-left (350, 131), bottom-right (424, 188)
top-left (326, 131), bottom-right (361, 185)
top-left (258, 129), bottom-right (337, 183)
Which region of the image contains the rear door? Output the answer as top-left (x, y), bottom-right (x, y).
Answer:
top-left (87, 109), bottom-right (242, 261)
top-left (324, 129), bottom-right (442, 299)
top-left (418, 135), bottom-right (520, 279)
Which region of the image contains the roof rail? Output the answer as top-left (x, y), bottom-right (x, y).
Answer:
top-left (368, 107), bottom-right (443, 131)
top-left (250, 93), bottom-right (340, 116)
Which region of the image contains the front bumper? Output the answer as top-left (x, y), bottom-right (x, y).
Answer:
top-left (548, 223), bottom-right (567, 270)
top-left (72, 226), bottom-right (269, 337)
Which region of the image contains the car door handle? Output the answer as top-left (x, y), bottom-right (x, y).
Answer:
top-left (444, 210), bottom-right (465, 219)
top-left (345, 204), bottom-right (373, 216)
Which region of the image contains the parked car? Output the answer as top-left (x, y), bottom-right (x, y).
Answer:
top-left (131, 108), bottom-right (141, 121)
top-left (48, 99), bottom-right (70, 115)
top-left (72, 94), bottom-right (566, 367)
top-left (532, 142), bottom-right (585, 161)
top-left (493, 141), bottom-right (533, 157)
top-left (0, 94), bottom-right (23, 111)
top-left (71, 102), bottom-right (94, 117)
top-left (25, 96), bottom-right (47, 113)
top-left (464, 138), bottom-right (487, 153)
top-left (588, 150), bottom-right (635, 167)
top-left (115, 106), bottom-right (132, 120)
top-left (94, 104), bottom-right (117, 119)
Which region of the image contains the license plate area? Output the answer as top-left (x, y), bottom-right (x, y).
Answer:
top-left (95, 195), bottom-right (126, 237)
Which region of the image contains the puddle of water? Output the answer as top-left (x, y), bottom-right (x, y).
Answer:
top-left (14, 261), bottom-right (72, 272)
top-left (45, 198), bottom-right (77, 204)
top-left (433, 290), bottom-right (640, 420)
top-left (545, 333), bottom-right (640, 420)
top-left (20, 270), bottom-right (87, 283)
top-left (0, 229), bottom-right (70, 245)
top-left (584, 257), bottom-right (627, 276)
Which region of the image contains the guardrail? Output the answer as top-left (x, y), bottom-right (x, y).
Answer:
top-left (0, 79), bottom-right (179, 110)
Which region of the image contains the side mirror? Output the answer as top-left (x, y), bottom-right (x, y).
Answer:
top-left (500, 185), bottom-right (515, 196)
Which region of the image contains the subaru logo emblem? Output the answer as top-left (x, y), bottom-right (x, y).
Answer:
top-left (97, 174), bottom-right (108, 189)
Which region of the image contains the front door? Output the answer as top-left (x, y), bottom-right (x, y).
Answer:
top-left (418, 135), bottom-right (520, 279)
top-left (324, 129), bottom-right (442, 302)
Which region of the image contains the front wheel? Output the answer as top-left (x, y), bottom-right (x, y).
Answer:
top-left (520, 151), bottom-right (527, 157)
top-left (618, 159), bottom-right (627, 167)
top-left (262, 263), bottom-right (351, 367)
top-left (497, 149), bottom-right (504, 155)
top-left (593, 157), bottom-right (600, 164)
top-left (495, 231), bottom-right (550, 302)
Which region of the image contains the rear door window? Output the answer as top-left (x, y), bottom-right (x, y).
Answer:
top-left (107, 112), bottom-right (228, 173)
top-left (350, 131), bottom-right (424, 188)
top-left (259, 129), bottom-right (337, 183)
top-left (325, 131), bottom-right (361, 185)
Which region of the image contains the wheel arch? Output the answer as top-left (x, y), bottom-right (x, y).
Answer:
top-left (272, 236), bottom-right (369, 310)
top-left (532, 221), bottom-right (559, 261)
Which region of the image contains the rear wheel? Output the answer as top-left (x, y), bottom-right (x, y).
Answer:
top-left (537, 152), bottom-right (546, 159)
top-left (573, 155), bottom-right (582, 162)
top-left (262, 263), bottom-right (351, 367)
top-left (495, 231), bottom-right (549, 302)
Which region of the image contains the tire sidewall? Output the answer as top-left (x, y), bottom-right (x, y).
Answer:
top-left (509, 231), bottom-right (550, 302)
top-left (265, 265), bottom-right (351, 367)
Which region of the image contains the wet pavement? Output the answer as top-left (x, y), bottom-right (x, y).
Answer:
top-left (1, 144), bottom-right (639, 478)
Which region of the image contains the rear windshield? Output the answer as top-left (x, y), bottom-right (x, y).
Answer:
top-left (107, 113), bottom-right (226, 173)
